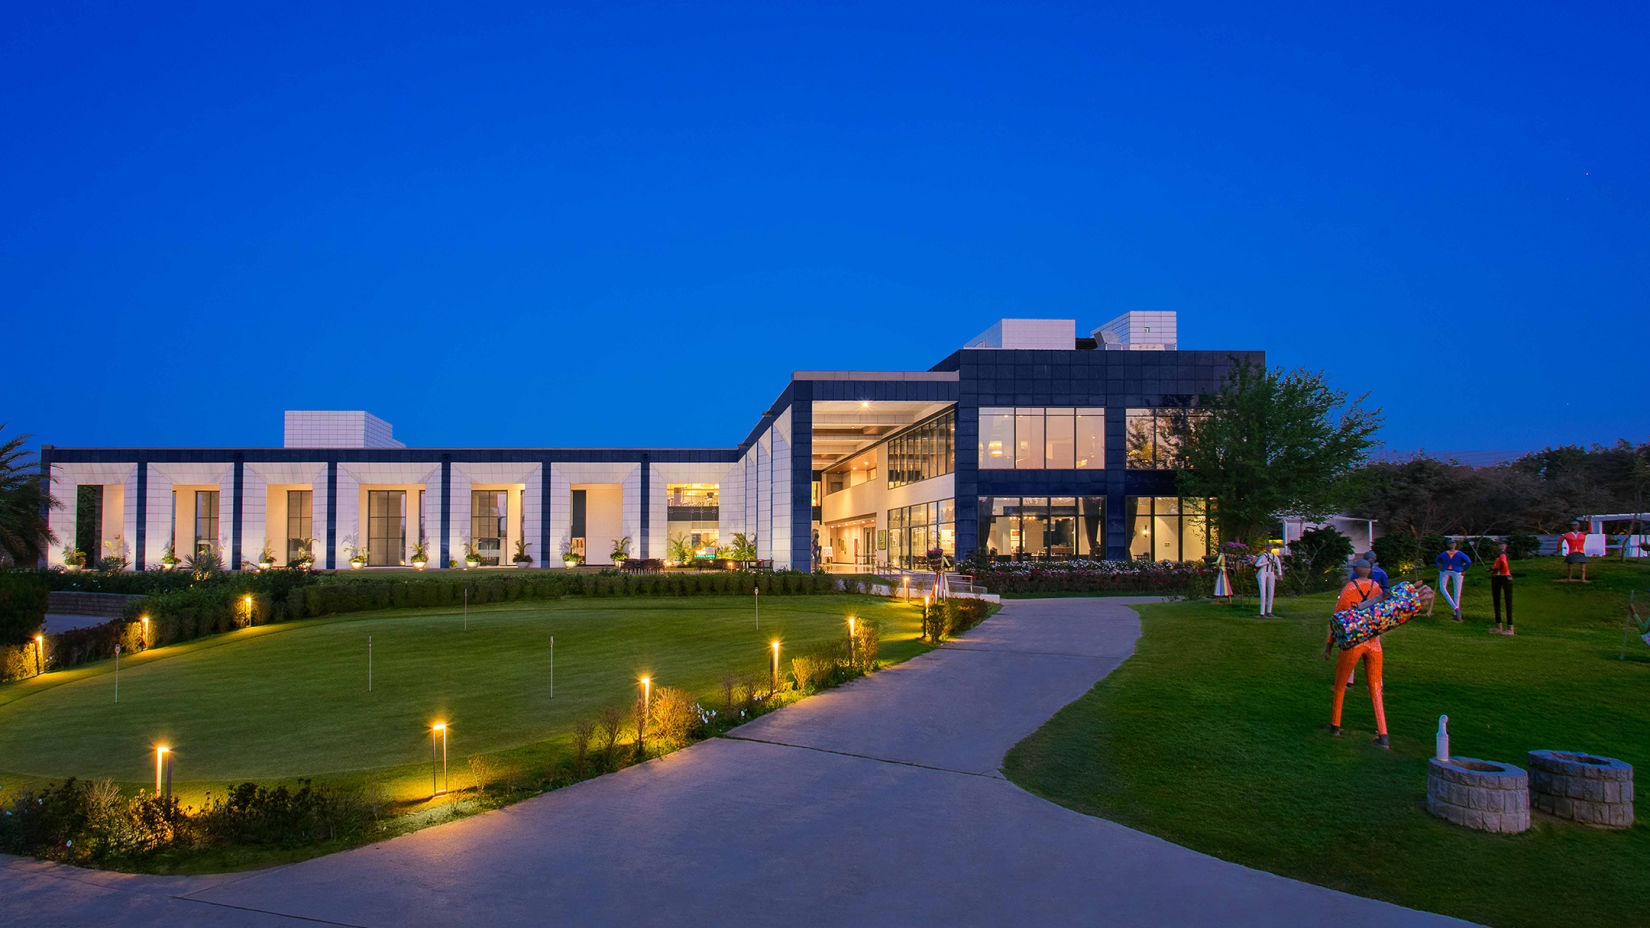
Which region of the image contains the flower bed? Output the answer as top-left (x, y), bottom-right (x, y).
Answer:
top-left (971, 559), bottom-right (1210, 595)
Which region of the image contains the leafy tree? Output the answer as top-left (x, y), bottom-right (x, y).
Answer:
top-left (0, 425), bottom-right (58, 566)
top-left (1172, 363), bottom-right (1382, 547)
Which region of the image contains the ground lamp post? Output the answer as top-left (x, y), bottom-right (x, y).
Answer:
top-left (754, 585), bottom-right (759, 631)
top-left (549, 635), bottom-right (554, 698)
top-left (902, 576), bottom-right (910, 601)
top-left (367, 635), bottom-right (373, 692)
top-left (639, 676), bottom-right (651, 727)
top-left (154, 746), bottom-right (172, 800)
top-left (243, 595), bottom-right (253, 627)
top-left (847, 616), bottom-right (856, 665)
top-left (431, 723), bottom-right (449, 796)
top-left (114, 644), bottom-right (120, 702)
top-left (140, 614), bottom-right (149, 648)
top-left (770, 640), bottom-right (780, 693)
top-left (34, 634), bottom-right (43, 675)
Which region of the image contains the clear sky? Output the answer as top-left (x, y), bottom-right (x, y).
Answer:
top-left (4, 1), bottom-right (1645, 453)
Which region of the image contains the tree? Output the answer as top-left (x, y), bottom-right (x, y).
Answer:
top-left (1172, 362), bottom-right (1382, 547)
top-left (0, 425), bottom-right (58, 566)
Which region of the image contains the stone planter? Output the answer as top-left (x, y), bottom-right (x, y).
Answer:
top-left (1426, 757), bottom-right (1529, 833)
top-left (1527, 751), bottom-right (1634, 828)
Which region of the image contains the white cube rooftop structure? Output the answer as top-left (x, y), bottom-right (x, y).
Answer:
top-left (283, 411), bottom-right (405, 449)
top-left (1092, 311), bottom-right (1177, 351)
top-left (964, 319), bottom-right (1077, 350)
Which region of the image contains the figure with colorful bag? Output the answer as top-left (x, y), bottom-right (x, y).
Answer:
top-left (1323, 561), bottom-right (1435, 750)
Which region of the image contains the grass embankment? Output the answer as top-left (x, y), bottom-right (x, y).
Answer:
top-left (0, 593), bottom-right (926, 868)
top-left (1004, 557), bottom-right (1648, 928)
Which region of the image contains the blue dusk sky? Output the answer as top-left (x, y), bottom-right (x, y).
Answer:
top-left (3, 1), bottom-right (1646, 454)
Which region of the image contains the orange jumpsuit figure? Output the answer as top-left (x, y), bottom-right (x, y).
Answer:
top-left (1326, 561), bottom-right (1389, 748)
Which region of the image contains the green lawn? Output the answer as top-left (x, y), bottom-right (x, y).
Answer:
top-left (0, 594), bottom-right (926, 805)
top-left (1003, 557), bottom-right (1648, 928)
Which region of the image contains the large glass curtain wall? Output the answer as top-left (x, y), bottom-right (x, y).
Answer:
top-left (367, 490), bottom-right (406, 566)
top-left (978, 408), bottom-right (1105, 470)
top-left (471, 490), bottom-right (507, 565)
top-left (976, 497), bottom-right (1104, 561)
top-left (886, 499), bottom-right (955, 568)
top-left (887, 411), bottom-right (955, 489)
top-left (1126, 496), bottom-right (1212, 562)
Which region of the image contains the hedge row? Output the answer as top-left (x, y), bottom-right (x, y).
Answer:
top-left (0, 572), bottom-right (49, 645)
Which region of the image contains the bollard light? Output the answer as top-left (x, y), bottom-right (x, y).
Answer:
top-left (639, 676), bottom-right (652, 724)
top-left (847, 616), bottom-right (856, 663)
top-left (140, 615), bottom-right (150, 648)
top-left (154, 745), bottom-right (171, 796)
top-left (34, 634), bottom-right (43, 675)
top-left (431, 722), bottom-right (449, 796)
top-left (770, 639), bottom-right (781, 692)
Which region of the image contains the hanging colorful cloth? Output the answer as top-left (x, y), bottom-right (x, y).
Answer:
top-left (1330, 582), bottom-right (1424, 650)
top-left (1212, 552), bottom-right (1233, 598)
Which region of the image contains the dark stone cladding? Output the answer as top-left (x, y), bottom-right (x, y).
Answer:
top-left (950, 348), bottom-right (1263, 561)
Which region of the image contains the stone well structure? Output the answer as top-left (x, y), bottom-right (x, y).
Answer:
top-left (1425, 757), bottom-right (1530, 833)
top-left (1527, 750), bottom-right (1634, 828)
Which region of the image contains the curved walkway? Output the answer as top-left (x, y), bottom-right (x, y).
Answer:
top-left (3, 598), bottom-right (1473, 927)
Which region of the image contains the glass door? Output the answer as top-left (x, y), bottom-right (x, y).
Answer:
top-left (471, 490), bottom-right (506, 565)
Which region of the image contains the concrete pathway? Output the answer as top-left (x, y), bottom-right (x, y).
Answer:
top-left (2, 598), bottom-right (1474, 927)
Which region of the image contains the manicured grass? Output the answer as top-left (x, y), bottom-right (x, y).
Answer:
top-left (0, 594), bottom-right (925, 806)
top-left (1003, 557), bottom-right (1648, 928)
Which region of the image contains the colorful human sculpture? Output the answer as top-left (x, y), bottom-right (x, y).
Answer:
top-left (1324, 573), bottom-right (1435, 749)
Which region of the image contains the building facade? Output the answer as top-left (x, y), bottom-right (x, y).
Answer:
top-left (42, 313), bottom-right (1261, 572)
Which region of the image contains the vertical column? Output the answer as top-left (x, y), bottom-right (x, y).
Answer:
top-left (439, 456), bottom-right (451, 568)
top-left (638, 453), bottom-right (650, 558)
top-left (325, 461), bottom-right (338, 570)
top-left (1106, 405), bottom-right (1128, 560)
top-left (231, 457), bottom-right (244, 570)
top-left (539, 460), bottom-right (551, 571)
top-left (788, 382), bottom-right (814, 571)
top-left (135, 460), bottom-right (147, 571)
top-left (37, 450), bottom-right (52, 568)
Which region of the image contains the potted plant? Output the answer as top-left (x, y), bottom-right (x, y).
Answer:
top-left (257, 540), bottom-right (277, 571)
top-left (343, 541), bottom-right (369, 569)
top-left (610, 535), bottom-right (631, 567)
top-left (463, 539), bottom-right (482, 569)
top-left (666, 533), bottom-right (696, 568)
top-left (926, 545), bottom-right (945, 570)
top-left (560, 539), bottom-right (581, 568)
top-left (410, 537), bottom-right (430, 570)
top-left (290, 538), bottom-right (315, 570)
top-left (61, 545), bottom-right (87, 572)
top-left (160, 541), bottom-right (181, 570)
top-left (512, 539), bottom-right (532, 567)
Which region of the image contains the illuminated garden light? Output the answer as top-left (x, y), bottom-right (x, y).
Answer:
top-left (770, 639), bottom-right (781, 692)
top-left (154, 745), bottom-right (172, 798)
top-left (140, 615), bottom-right (150, 648)
top-left (431, 722), bottom-right (449, 796)
top-left (34, 634), bottom-right (43, 675)
top-left (639, 676), bottom-right (652, 724)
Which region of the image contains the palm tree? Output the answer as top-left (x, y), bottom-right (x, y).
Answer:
top-left (0, 425), bottom-right (58, 566)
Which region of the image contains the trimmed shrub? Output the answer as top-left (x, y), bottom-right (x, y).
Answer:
top-left (644, 686), bottom-right (699, 748)
top-left (0, 571), bottom-right (49, 645)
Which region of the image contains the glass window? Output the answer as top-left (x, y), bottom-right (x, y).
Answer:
top-left (979, 408), bottom-right (1014, 470)
top-left (471, 490), bottom-right (506, 566)
top-left (1076, 409), bottom-right (1105, 469)
top-left (1045, 411), bottom-right (1075, 469)
top-left (1078, 496), bottom-right (1105, 556)
top-left (1015, 409), bottom-right (1044, 469)
top-left (368, 490), bottom-right (406, 567)
top-left (881, 410), bottom-right (955, 489)
top-left (1125, 496), bottom-right (1212, 562)
top-left (886, 498), bottom-right (955, 568)
top-left (287, 490), bottom-right (312, 563)
top-left (194, 490), bottom-right (219, 556)
top-left (1126, 409), bottom-right (1159, 469)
